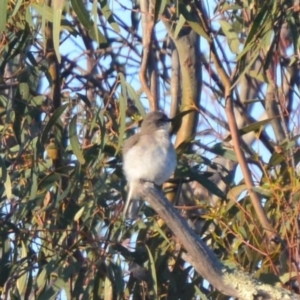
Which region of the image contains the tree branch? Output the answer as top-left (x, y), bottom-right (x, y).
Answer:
top-left (195, 1), bottom-right (276, 239)
top-left (141, 182), bottom-right (300, 300)
top-left (139, 0), bottom-right (158, 111)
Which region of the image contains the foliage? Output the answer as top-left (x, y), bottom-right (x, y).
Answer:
top-left (0, 0), bottom-right (300, 299)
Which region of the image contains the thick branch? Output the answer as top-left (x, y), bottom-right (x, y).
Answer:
top-left (140, 182), bottom-right (300, 300)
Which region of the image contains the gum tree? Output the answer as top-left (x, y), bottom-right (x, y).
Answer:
top-left (1, 0), bottom-right (300, 299)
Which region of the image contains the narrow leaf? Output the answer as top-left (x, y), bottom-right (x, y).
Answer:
top-left (30, 3), bottom-right (54, 21)
top-left (12, 0), bottom-right (23, 17)
top-left (174, 14), bottom-right (186, 39)
top-left (0, 0), bottom-right (8, 31)
top-left (209, 143), bottom-right (238, 162)
top-left (92, 0), bottom-right (99, 42)
top-left (16, 242), bottom-right (28, 296)
top-left (76, 93), bottom-right (91, 107)
top-left (100, 0), bottom-right (120, 33)
top-left (71, 0), bottom-right (92, 28)
top-left (219, 20), bottom-right (240, 54)
top-left (41, 103), bottom-right (69, 144)
top-left (125, 82), bottom-right (146, 116)
top-left (191, 172), bottom-right (225, 198)
top-left (145, 245), bottom-right (157, 299)
top-left (69, 115), bottom-right (85, 164)
top-left (38, 173), bottom-right (61, 192)
top-left (154, 0), bottom-right (167, 23)
top-left (179, 4), bottom-right (211, 41)
top-left (116, 94), bottom-right (127, 153)
top-left (70, 0), bottom-right (107, 44)
top-left (52, 0), bottom-right (64, 63)
top-left (0, 157), bottom-right (12, 200)
top-left (74, 206), bottom-right (85, 221)
top-left (224, 118), bottom-right (277, 142)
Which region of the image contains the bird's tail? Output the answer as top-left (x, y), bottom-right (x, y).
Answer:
top-left (123, 181), bottom-right (141, 219)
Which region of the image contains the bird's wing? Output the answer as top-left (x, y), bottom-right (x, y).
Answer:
top-left (123, 181), bottom-right (142, 219)
top-left (122, 133), bottom-right (141, 157)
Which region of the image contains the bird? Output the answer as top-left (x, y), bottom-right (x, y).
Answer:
top-left (122, 111), bottom-right (177, 219)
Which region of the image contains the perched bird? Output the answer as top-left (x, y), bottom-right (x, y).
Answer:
top-left (122, 111), bottom-right (177, 219)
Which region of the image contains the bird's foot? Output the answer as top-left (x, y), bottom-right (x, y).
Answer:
top-left (139, 179), bottom-right (159, 187)
top-left (139, 178), bottom-right (153, 184)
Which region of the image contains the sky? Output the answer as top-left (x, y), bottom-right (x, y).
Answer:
top-left (32, 0), bottom-right (293, 298)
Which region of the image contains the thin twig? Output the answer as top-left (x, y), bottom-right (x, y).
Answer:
top-left (139, 0), bottom-right (157, 111)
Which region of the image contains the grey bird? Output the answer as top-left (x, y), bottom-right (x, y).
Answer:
top-left (122, 111), bottom-right (177, 219)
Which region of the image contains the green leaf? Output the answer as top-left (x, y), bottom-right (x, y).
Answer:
top-left (16, 242), bottom-right (28, 296)
top-left (76, 93), bottom-right (91, 107)
top-left (248, 70), bottom-right (269, 83)
top-left (178, 4), bottom-right (211, 41)
top-left (219, 20), bottom-right (240, 54)
top-left (41, 3), bottom-right (47, 52)
top-left (236, 2), bottom-right (269, 62)
top-left (152, 223), bottom-right (172, 247)
top-left (224, 118), bottom-right (277, 142)
top-left (209, 143), bottom-right (238, 162)
top-left (36, 268), bottom-right (47, 293)
top-left (117, 73), bottom-right (129, 155)
top-left (41, 103), bottom-right (69, 144)
top-left (220, 3), bottom-right (242, 12)
top-left (0, 239), bottom-right (12, 288)
top-left (89, 27), bottom-right (107, 44)
top-left (227, 184), bottom-right (247, 202)
top-left (125, 85), bottom-right (145, 116)
top-left (252, 187), bottom-right (272, 197)
top-left (38, 172), bottom-right (61, 192)
top-left (69, 115), bottom-right (86, 164)
top-left (74, 206), bottom-right (85, 221)
top-left (0, 0), bottom-right (8, 32)
top-left (186, 19), bottom-right (210, 41)
top-left (234, 2), bottom-right (270, 87)
top-left (97, 109), bottom-right (106, 152)
top-left (116, 94), bottom-right (127, 154)
top-left (191, 172), bottom-right (225, 198)
top-left (100, 0), bottom-right (120, 33)
top-left (92, 0), bottom-right (100, 44)
top-left (0, 156), bottom-right (12, 200)
top-left (119, 73), bottom-right (128, 101)
top-left (70, 0), bottom-right (106, 43)
top-left (104, 276), bottom-right (113, 300)
top-left (12, 0), bottom-right (23, 17)
top-left (232, 47), bottom-right (261, 88)
top-left (194, 284), bottom-right (209, 300)
top-left (19, 83), bottom-right (30, 100)
top-left (154, 0), bottom-right (167, 23)
top-left (71, 0), bottom-right (91, 28)
top-left (4, 25), bottom-right (30, 63)
top-left (52, 0), bottom-right (64, 63)
top-left (174, 14), bottom-right (186, 39)
top-left (268, 152), bottom-right (285, 167)
top-left (30, 137), bottom-right (39, 201)
top-left (238, 226), bottom-right (247, 239)
top-left (30, 3), bottom-right (54, 21)
top-left (145, 245), bottom-right (157, 299)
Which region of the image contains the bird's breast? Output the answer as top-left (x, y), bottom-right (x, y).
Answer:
top-left (123, 131), bottom-right (176, 185)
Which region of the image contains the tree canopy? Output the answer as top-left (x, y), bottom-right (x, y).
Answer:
top-left (1, 0), bottom-right (300, 299)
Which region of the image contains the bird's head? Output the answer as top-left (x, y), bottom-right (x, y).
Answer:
top-left (141, 111), bottom-right (172, 132)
